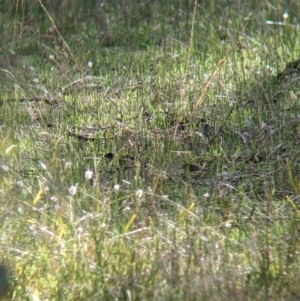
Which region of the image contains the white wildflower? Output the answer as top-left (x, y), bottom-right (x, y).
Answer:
top-left (136, 189), bottom-right (143, 199)
top-left (85, 169), bottom-right (93, 180)
top-left (114, 184), bottom-right (120, 190)
top-left (50, 196), bottom-right (58, 202)
top-left (16, 180), bottom-right (23, 188)
top-left (68, 183), bottom-right (78, 196)
top-left (225, 222), bottom-right (232, 228)
top-left (64, 162), bottom-right (72, 169)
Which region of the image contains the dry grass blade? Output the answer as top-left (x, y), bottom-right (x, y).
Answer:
top-left (37, 0), bottom-right (81, 71)
top-left (190, 58), bottom-right (225, 120)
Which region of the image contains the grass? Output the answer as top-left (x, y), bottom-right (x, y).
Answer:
top-left (0, 0), bottom-right (300, 300)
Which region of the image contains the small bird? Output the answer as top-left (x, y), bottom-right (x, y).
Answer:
top-left (0, 265), bottom-right (9, 298)
top-left (185, 163), bottom-right (206, 178)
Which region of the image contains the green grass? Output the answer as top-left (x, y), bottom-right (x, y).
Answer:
top-left (0, 0), bottom-right (300, 300)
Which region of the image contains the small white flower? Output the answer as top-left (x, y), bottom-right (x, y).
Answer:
top-left (88, 61), bottom-right (93, 68)
top-left (65, 162), bottom-right (72, 169)
top-left (50, 196), bottom-right (58, 202)
top-left (283, 12), bottom-right (289, 21)
top-left (85, 169), bottom-right (93, 180)
top-left (114, 184), bottom-right (120, 190)
top-left (68, 183), bottom-right (78, 196)
top-left (136, 189), bottom-right (143, 198)
top-left (203, 192), bottom-right (210, 198)
top-left (49, 54), bottom-right (54, 60)
top-left (225, 222), bottom-right (232, 228)
top-left (16, 180), bottom-right (23, 188)
top-left (200, 235), bottom-right (208, 242)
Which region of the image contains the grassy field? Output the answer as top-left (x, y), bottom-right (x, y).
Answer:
top-left (0, 0), bottom-right (300, 300)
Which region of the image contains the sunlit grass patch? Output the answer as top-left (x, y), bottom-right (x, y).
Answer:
top-left (0, 0), bottom-right (300, 300)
